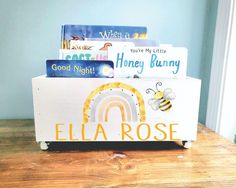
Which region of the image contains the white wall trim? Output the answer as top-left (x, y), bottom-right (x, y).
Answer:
top-left (206, 0), bottom-right (235, 132)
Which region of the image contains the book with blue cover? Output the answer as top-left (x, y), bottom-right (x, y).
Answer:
top-left (46, 60), bottom-right (114, 78)
top-left (61, 25), bottom-right (147, 49)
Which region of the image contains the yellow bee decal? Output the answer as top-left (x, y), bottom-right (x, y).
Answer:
top-left (146, 82), bottom-right (176, 111)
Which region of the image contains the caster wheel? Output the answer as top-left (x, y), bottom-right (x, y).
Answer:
top-left (182, 141), bottom-right (192, 149)
top-left (40, 141), bottom-right (49, 151)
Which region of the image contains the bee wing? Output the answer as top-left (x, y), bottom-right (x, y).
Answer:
top-left (164, 88), bottom-right (176, 100)
top-left (148, 98), bottom-right (160, 111)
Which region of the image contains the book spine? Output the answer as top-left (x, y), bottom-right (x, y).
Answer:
top-left (61, 25), bottom-right (65, 49)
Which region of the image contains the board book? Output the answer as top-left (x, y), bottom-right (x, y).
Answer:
top-left (108, 46), bottom-right (187, 78)
top-left (59, 50), bottom-right (108, 60)
top-left (61, 25), bottom-right (147, 49)
top-left (46, 60), bottom-right (114, 78)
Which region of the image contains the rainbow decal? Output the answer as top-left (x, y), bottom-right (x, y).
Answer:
top-left (83, 82), bottom-right (146, 123)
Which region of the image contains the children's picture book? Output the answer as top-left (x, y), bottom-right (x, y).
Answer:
top-left (46, 60), bottom-right (114, 78)
top-left (59, 49), bottom-right (108, 60)
top-left (108, 47), bottom-right (187, 78)
top-left (61, 25), bottom-right (147, 49)
top-left (69, 40), bottom-right (135, 50)
top-left (85, 38), bottom-right (158, 47)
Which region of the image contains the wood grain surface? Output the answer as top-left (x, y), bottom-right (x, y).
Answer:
top-left (0, 120), bottom-right (236, 188)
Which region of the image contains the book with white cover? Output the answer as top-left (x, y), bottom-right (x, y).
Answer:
top-left (59, 49), bottom-right (108, 60)
top-left (69, 40), bottom-right (135, 51)
top-left (108, 46), bottom-right (187, 78)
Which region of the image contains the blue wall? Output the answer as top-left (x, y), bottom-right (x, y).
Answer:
top-left (0, 0), bottom-right (218, 123)
top-left (199, 0), bottom-right (218, 123)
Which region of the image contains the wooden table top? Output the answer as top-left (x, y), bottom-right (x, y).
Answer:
top-left (0, 120), bottom-right (236, 187)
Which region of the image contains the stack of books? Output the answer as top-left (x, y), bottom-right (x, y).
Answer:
top-left (47, 25), bottom-right (187, 78)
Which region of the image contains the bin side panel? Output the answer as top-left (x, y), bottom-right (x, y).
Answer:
top-left (32, 77), bottom-right (201, 142)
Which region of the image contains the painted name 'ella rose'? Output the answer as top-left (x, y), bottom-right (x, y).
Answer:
top-left (55, 122), bottom-right (179, 141)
